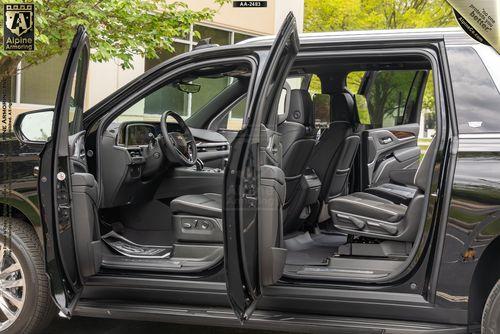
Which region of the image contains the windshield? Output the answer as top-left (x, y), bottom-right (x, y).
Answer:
top-left (117, 76), bottom-right (237, 123)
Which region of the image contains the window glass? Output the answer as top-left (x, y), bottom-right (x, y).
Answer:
top-left (225, 96), bottom-right (247, 130)
top-left (234, 33), bottom-right (254, 43)
top-left (277, 88), bottom-right (288, 115)
top-left (308, 74), bottom-right (329, 130)
top-left (20, 53), bottom-right (67, 105)
top-left (447, 47), bottom-right (500, 133)
top-left (346, 71), bottom-right (365, 94)
top-left (418, 71), bottom-right (437, 157)
top-left (194, 25), bottom-right (231, 45)
top-left (117, 76), bottom-right (236, 123)
top-left (286, 77), bottom-right (303, 90)
top-left (144, 42), bottom-right (189, 72)
top-left (366, 70), bottom-right (417, 128)
top-left (355, 94), bottom-right (370, 125)
top-left (313, 94), bottom-right (330, 131)
top-left (309, 74), bottom-right (321, 96)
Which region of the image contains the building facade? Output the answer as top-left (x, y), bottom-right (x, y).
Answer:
top-left (11, 0), bottom-right (304, 119)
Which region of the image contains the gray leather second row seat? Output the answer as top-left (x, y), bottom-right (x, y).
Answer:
top-left (328, 137), bottom-right (436, 241)
top-left (308, 92), bottom-right (361, 202)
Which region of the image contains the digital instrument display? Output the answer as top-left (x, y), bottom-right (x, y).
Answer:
top-left (125, 124), bottom-right (155, 146)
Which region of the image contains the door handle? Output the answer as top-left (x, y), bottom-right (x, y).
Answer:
top-left (33, 166), bottom-right (39, 177)
top-left (379, 137), bottom-right (393, 144)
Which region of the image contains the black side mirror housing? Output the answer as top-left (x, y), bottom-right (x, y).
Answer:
top-left (13, 108), bottom-right (54, 146)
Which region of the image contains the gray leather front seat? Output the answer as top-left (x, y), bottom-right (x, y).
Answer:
top-left (170, 193), bottom-right (222, 218)
top-left (279, 89), bottom-right (317, 232)
top-left (328, 137), bottom-right (436, 241)
top-left (172, 89), bottom-right (317, 229)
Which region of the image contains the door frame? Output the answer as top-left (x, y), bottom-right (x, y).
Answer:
top-left (38, 26), bottom-right (90, 315)
top-left (72, 41), bottom-right (461, 326)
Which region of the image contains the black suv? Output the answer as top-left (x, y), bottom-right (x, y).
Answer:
top-left (1, 14), bottom-right (500, 334)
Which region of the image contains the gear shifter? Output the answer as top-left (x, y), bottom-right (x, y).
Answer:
top-left (195, 158), bottom-right (204, 171)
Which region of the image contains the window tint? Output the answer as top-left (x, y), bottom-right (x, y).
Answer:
top-left (447, 47), bottom-right (500, 133)
top-left (225, 96), bottom-right (246, 130)
top-left (117, 76), bottom-right (235, 123)
top-left (366, 70), bottom-right (417, 128)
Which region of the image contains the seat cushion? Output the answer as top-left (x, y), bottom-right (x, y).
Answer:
top-left (328, 192), bottom-right (407, 222)
top-left (365, 183), bottom-right (417, 205)
top-left (170, 193), bottom-right (222, 218)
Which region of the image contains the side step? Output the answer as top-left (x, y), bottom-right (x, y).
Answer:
top-left (74, 300), bottom-right (467, 334)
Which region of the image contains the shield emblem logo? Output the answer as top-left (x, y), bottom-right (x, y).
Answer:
top-left (5, 6), bottom-right (33, 37)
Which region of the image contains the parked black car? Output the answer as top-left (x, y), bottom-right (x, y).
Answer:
top-left (1, 13), bottom-right (500, 334)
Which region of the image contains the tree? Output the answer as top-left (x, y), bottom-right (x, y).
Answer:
top-left (0, 0), bottom-right (229, 82)
top-left (305, 0), bottom-right (456, 121)
top-left (304, 0), bottom-right (456, 33)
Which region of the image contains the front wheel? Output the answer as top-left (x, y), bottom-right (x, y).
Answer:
top-left (482, 279), bottom-right (500, 334)
top-left (0, 218), bottom-right (56, 334)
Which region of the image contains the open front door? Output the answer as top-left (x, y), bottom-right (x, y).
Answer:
top-left (223, 13), bottom-right (299, 322)
top-left (37, 26), bottom-right (90, 315)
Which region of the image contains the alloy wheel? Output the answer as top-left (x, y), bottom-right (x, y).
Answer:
top-left (0, 244), bottom-right (26, 331)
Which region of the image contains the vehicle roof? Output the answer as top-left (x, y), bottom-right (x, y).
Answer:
top-left (239, 27), bottom-right (477, 47)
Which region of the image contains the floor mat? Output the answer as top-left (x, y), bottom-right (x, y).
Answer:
top-left (284, 232), bottom-right (347, 266)
top-left (102, 231), bottom-right (172, 259)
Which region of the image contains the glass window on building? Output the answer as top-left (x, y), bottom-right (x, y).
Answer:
top-left (144, 42), bottom-right (190, 72)
top-left (20, 53), bottom-right (67, 105)
top-left (234, 33), bottom-right (254, 43)
top-left (194, 25), bottom-right (231, 45)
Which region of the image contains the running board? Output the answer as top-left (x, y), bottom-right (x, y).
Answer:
top-left (102, 231), bottom-right (172, 259)
top-left (74, 300), bottom-right (467, 334)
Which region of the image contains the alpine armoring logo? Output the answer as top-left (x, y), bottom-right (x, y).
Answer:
top-left (3, 3), bottom-right (35, 51)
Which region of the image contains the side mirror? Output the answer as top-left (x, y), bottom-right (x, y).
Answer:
top-left (14, 108), bottom-right (54, 145)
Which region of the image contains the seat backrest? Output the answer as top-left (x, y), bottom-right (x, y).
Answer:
top-left (278, 89), bottom-right (317, 205)
top-left (309, 92), bottom-right (360, 202)
top-left (414, 135), bottom-right (437, 191)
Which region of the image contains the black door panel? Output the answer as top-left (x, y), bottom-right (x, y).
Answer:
top-left (363, 123), bottom-right (420, 187)
top-left (223, 12), bottom-right (299, 322)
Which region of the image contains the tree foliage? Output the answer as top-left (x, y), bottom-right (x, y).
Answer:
top-left (304, 0), bottom-right (456, 32)
top-left (0, 0), bottom-right (229, 81)
top-left (305, 0), bottom-right (456, 115)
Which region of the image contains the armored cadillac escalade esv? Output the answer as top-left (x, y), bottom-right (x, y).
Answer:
top-left (1, 13), bottom-right (500, 334)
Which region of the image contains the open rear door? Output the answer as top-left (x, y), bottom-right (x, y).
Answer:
top-left (223, 12), bottom-right (299, 322)
top-left (37, 26), bottom-right (90, 315)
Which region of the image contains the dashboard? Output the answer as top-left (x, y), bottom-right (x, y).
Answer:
top-left (116, 122), bottom-right (183, 147)
top-left (100, 121), bottom-right (231, 208)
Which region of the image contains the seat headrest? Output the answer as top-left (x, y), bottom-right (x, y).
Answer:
top-left (414, 136), bottom-right (437, 191)
top-left (331, 92), bottom-right (358, 125)
top-left (279, 89), bottom-right (314, 128)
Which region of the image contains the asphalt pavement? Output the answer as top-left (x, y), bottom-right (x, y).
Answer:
top-left (43, 316), bottom-right (292, 334)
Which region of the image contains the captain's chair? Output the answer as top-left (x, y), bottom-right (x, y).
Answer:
top-left (328, 137), bottom-right (437, 241)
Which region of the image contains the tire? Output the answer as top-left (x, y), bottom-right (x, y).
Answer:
top-left (482, 279), bottom-right (500, 334)
top-left (0, 218), bottom-right (57, 334)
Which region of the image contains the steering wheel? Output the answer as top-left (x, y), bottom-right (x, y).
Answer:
top-left (159, 110), bottom-right (197, 166)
